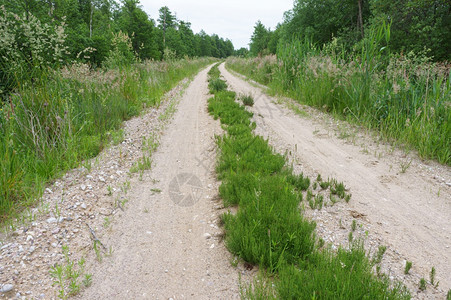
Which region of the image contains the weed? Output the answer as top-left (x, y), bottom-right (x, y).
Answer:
top-left (103, 217), bottom-right (110, 228)
top-left (351, 220), bottom-right (357, 232)
top-left (430, 266), bottom-right (436, 286)
top-left (107, 186), bottom-right (113, 196)
top-left (150, 188), bottom-right (162, 193)
top-left (83, 274), bottom-right (92, 287)
top-left (372, 245), bottom-right (387, 265)
top-left (49, 245), bottom-right (89, 298)
top-left (400, 158), bottom-right (412, 173)
top-left (419, 278), bottom-right (427, 291)
top-left (240, 94), bottom-right (254, 106)
top-left (404, 261), bottom-right (412, 274)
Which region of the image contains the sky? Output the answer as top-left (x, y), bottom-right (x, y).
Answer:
top-left (139, 0), bottom-right (294, 50)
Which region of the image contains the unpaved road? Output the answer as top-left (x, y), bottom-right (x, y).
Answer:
top-left (79, 65), bottom-right (242, 299)
top-left (219, 63), bottom-right (451, 297)
top-left (1, 63), bottom-right (449, 299)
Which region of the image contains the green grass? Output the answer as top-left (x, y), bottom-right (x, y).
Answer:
top-left (207, 63), bottom-right (410, 299)
top-left (226, 24), bottom-right (450, 165)
top-left (0, 58), bottom-right (213, 221)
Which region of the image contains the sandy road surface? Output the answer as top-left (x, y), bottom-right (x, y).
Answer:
top-left (219, 63), bottom-right (451, 297)
top-left (79, 65), bottom-right (241, 299)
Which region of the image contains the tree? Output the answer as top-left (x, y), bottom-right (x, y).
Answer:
top-left (158, 6), bottom-right (177, 49)
top-left (117, 0), bottom-right (159, 60)
top-left (249, 21), bottom-right (270, 56)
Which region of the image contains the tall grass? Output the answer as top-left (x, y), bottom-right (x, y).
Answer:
top-left (227, 24), bottom-right (450, 165)
top-left (207, 63), bottom-right (410, 299)
top-left (0, 58), bottom-right (212, 220)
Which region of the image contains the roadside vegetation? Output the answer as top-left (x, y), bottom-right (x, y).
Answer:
top-left (227, 0), bottom-right (450, 165)
top-left (0, 0), bottom-right (225, 221)
top-left (207, 63), bottom-right (410, 299)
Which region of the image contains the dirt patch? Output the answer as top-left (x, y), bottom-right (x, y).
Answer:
top-left (221, 63), bottom-right (450, 299)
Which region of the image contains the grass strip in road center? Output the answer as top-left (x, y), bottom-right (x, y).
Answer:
top-left (207, 63), bottom-right (410, 299)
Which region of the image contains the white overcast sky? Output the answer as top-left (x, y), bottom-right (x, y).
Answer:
top-left (139, 0), bottom-right (294, 49)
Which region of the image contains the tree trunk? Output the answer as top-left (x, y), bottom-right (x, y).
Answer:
top-left (358, 0), bottom-right (364, 38)
top-left (90, 3), bottom-right (93, 38)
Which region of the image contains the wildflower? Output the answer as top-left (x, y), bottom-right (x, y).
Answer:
top-left (392, 82), bottom-right (400, 94)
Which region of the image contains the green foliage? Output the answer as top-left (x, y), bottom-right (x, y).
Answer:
top-left (240, 94), bottom-right (254, 106)
top-left (277, 246), bottom-right (410, 299)
top-left (104, 31), bottom-right (137, 68)
top-left (404, 261), bottom-right (412, 274)
top-left (0, 6), bottom-right (68, 97)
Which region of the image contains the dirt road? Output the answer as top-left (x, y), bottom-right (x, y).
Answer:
top-left (79, 65), bottom-right (241, 299)
top-left (219, 63), bottom-right (451, 298)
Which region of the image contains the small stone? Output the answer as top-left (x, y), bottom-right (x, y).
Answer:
top-left (57, 217), bottom-right (64, 223)
top-left (26, 235), bottom-right (33, 242)
top-left (12, 230), bottom-right (23, 237)
top-left (209, 244), bottom-right (215, 249)
top-left (86, 175), bottom-right (93, 180)
top-left (80, 185), bottom-right (86, 191)
top-left (45, 188), bottom-right (53, 194)
top-left (203, 233), bottom-right (212, 239)
top-left (99, 176), bottom-right (106, 183)
top-left (52, 228), bottom-right (60, 235)
top-left (51, 243), bottom-right (57, 248)
top-left (80, 203), bottom-right (87, 209)
top-left (46, 217), bottom-right (57, 224)
top-left (28, 246), bottom-right (36, 254)
top-left (446, 182), bottom-right (451, 187)
top-left (0, 284), bottom-right (14, 293)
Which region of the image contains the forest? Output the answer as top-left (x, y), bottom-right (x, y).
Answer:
top-left (245, 0), bottom-right (450, 61)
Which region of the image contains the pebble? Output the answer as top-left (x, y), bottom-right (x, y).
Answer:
top-left (46, 217), bottom-right (57, 224)
top-left (28, 246), bottom-right (36, 254)
top-left (0, 284), bottom-right (14, 293)
top-left (99, 176), bottom-right (106, 183)
top-left (81, 203), bottom-right (87, 209)
top-left (81, 185), bottom-right (86, 191)
top-left (203, 233), bottom-right (212, 239)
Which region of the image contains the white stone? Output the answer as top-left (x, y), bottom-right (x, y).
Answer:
top-left (46, 217), bottom-right (57, 224)
top-left (1, 284), bottom-right (14, 293)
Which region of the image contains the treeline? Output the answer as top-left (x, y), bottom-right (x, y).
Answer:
top-left (0, 0), bottom-right (233, 97)
top-left (1, 0), bottom-right (233, 63)
top-left (248, 0), bottom-right (450, 61)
